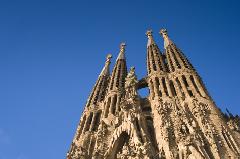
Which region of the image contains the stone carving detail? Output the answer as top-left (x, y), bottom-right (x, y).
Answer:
top-left (67, 144), bottom-right (89, 159)
top-left (67, 29), bottom-right (240, 159)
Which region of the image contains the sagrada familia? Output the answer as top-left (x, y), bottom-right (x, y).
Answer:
top-left (67, 29), bottom-right (240, 159)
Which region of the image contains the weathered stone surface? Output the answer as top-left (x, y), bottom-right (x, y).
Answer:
top-left (67, 29), bottom-right (240, 159)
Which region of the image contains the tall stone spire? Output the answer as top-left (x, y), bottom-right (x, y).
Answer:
top-left (108, 42), bottom-right (127, 91)
top-left (160, 28), bottom-right (173, 49)
top-left (146, 30), bottom-right (166, 74)
top-left (116, 42), bottom-right (126, 60)
top-left (102, 42), bottom-right (128, 119)
top-left (86, 54), bottom-right (112, 107)
top-left (67, 54), bottom-right (113, 159)
top-left (160, 28), bottom-right (193, 71)
top-left (160, 28), bottom-right (208, 98)
top-left (146, 30), bottom-right (155, 47)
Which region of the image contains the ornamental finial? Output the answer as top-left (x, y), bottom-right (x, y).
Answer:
top-left (117, 42), bottom-right (126, 60)
top-left (100, 54), bottom-right (112, 76)
top-left (146, 29), bottom-right (155, 47)
top-left (160, 28), bottom-right (168, 36)
top-left (160, 28), bottom-right (173, 49)
top-left (146, 29), bottom-right (153, 37)
top-left (106, 54), bottom-right (112, 62)
top-left (120, 42), bottom-right (126, 50)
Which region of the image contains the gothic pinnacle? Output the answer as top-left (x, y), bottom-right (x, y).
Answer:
top-left (160, 28), bottom-right (173, 49)
top-left (146, 29), bottom-right (155, 47)
top-left (100, 54), bottom-right (112, 76)
top-left (117, 42), bottom-right (126, 60)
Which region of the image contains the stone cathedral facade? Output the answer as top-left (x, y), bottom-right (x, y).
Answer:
top-left (67, 29), bottom-right (240, 159)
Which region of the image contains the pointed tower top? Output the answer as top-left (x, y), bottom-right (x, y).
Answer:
top-left (146, 29), bottom-right (155, 47)
top-left (117, 42), bottom-right (126, 60)
top-left (100, 54), bottom-right (112, 76)
top-left (160, 28), bottom-right (173, 49)
top-left (106, 54), bottom-right (112, 62)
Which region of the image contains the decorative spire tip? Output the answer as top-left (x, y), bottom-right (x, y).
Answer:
top-left (159, 28), bottom-right (168, 36)
top-left (106, 54), bottom-right (112, 61)
top-left (146, 29), bottom-right (153, 37)
top-left (117, 42), bottom-right (126, 60)
top-left (100, 53), bottom-right (112, 76)
top-left (159, 28), bottom-right (172, 49)
top-left (146, 29), bottom-right (155, 47)
top-left (120, 42), bottom-right (126, 49)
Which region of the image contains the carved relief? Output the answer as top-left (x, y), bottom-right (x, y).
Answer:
top-left (68, 30), bottom-right (240, 159)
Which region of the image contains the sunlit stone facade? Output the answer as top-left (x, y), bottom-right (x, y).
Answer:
top-left (67, 29), bottom-right (240, 159)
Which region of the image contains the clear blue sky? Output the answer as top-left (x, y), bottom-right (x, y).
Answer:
top-left (0, 0), bottom-right (239, 158)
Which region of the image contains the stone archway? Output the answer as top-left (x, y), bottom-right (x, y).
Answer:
top-left (106, 131), bottom-right (130, 159)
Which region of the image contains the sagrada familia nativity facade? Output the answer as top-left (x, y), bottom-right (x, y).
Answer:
top-left (67, 29), bottom-right (240, 159)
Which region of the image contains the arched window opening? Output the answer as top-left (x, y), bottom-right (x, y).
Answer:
top-left (104, 97), bottom-right (111, 117)
top-left (92, 112), bottom-right (101, 131)
top-left (110, 73), bottom-right (115, 90)
top-left (169, 80), bottom-right (177, 96)
top-left (162, 78), bottom-right (169, 96)
top-left (171, 47), bottom-right (181, 69)
top-left (182, 75), bottom-right (193, 97)
top-left (154, 47), bottom-right (163, 71)
top-left (147, 50), bottom-right (152, 74)
top-left (100, 82), bottom-right (107, 101)
top-left (151, 48), bottom-right (157, 71)
top-left (119, 62), bottom-right (125, 88)
top-left (149, 80), bottom-right (155, 99)
top-left (176, 77), bottom-right (185, 97)
top-left (155, 77), bottom-right (162, 97)
top-left (110, 132), bottom-right (130, 159)
top-left (116, 66), bottom-right (121, 88)
top-left (190, 75), bottom-right (201, 96)
top-left (93, 80), bottom-right (103, 105)
top-left (182, 75), bottom-right (189, 87)
top-left (166, 51), bottom-right (175, 72)
top-left (178, 51), bottom-right (189, 68)
top-left (84, 112), bottom-right (93, 132)
top-left (111, 95), bottom-right (117, 115)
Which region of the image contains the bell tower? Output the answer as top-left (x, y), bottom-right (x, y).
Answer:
top-left (67, 28), bottom-right (240, 159)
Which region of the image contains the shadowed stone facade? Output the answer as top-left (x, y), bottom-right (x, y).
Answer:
top-left (67, 29), bottom-right (240, 159)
